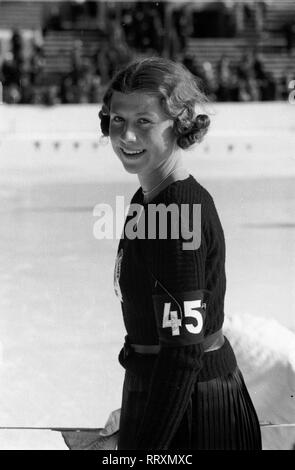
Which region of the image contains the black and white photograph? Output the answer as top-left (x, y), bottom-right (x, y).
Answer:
top-left (0, 0), bottom-right (294, 452)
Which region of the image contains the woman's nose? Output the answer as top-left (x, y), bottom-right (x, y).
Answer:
top-left (122, 126), bottom-right (137, 142)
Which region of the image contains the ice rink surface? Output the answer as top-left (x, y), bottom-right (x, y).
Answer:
top-left (0, 103), bottom-right (294, 449)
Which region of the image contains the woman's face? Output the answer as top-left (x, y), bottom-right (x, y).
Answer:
top-left (109, 91), bottom-right (177, 175)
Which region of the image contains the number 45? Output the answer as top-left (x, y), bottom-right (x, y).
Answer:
top-left (162, 300), bottom-right (204, 336)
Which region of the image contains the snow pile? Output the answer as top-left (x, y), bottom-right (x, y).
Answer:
top-left (224, 313), bottom-right (295, 450)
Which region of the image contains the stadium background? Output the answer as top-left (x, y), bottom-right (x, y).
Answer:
top-left (1, 0), bottom-right (295, 104)
top-left (0, 0), bottom-right (294, 450)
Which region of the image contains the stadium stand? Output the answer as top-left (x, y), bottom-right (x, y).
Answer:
top-left (186, 38), bottom-right (293, 81)
top-left (0, 1), bottom-right (43, 30)
top-left (0, 0), bottom-right (294, 104)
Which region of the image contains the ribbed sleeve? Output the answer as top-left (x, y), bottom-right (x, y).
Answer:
top-left (135, 344), bottom-right (204, 449)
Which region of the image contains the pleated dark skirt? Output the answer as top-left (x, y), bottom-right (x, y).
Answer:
top-left (118, 345), bottom-right (262, 450)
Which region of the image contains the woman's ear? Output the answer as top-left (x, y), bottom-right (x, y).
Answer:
top-left (99, 110), bottom-right (110, 137)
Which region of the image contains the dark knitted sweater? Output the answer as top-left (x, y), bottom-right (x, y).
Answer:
top-left (114, 174), bottom-right (237, 450)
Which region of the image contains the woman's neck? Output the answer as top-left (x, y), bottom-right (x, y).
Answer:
top-left (138, 154), bottom-right (189, 203)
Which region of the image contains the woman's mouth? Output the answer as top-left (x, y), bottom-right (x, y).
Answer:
top-left (120, 148), bottom-right (146, 158)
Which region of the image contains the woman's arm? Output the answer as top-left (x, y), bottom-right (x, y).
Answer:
top-left (135, 343), bottom-right (204, 449)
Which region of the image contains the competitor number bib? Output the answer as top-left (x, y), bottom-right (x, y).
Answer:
top-left (153, 289), bottom-right (210, 347)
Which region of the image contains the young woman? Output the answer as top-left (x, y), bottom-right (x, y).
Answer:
top-left (99, 57), bottom-right (262, 450)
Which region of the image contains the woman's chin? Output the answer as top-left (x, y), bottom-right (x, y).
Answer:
top-left (121, 160), bottom-right (143, 174)
top-left (124, 167), bottom-right (139, 174)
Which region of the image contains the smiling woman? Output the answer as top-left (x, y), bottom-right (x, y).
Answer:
top-left (98, 57), bottom-right (262, 451)
top-left (99, 57), bottom-right (210, 196)
top-left (109, 92), bottom-right (176, 176)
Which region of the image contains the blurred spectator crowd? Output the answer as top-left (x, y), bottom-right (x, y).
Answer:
top-left (183, 51), bottom-right (291, 102)
top-left (0, 0), bottom-right (294, 105)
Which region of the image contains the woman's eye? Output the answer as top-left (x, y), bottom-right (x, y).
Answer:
top-left (138, 118), bottom-right (151, 125)
top-left (112, 116), bottom-right (124, 123)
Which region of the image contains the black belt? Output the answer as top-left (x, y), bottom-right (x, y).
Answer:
top-left (128, 328), bottom-right (224, 355)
